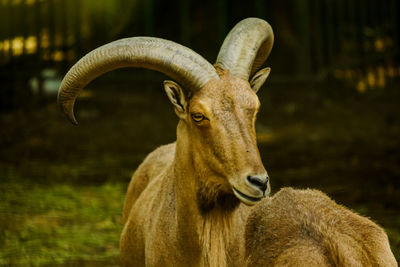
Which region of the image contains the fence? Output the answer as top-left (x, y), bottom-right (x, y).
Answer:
top-left (0, 0), bottom-right (399, 110)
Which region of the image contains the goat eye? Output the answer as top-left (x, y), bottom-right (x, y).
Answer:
top-left (191, 113), bottom-right (205, 122)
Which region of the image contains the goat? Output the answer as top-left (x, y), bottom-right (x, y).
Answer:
top-left (245, 187), bottom-right (398, 267)
top-left (58, 18), bottom-right (273, 266)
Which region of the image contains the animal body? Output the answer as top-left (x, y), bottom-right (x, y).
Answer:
top-left (58, 18), bottom-right (274, 266)
top-left (58, 17), bottom-right (397, 267)
top-left (245, 187), bottom-right (398, 267)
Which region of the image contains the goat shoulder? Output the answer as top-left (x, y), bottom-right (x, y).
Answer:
top-left (122, 142), bottom-right (176, 222)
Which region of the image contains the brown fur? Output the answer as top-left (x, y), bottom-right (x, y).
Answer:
top-left (120, 70), bottom-right (270, 266)
top-left (245, 188), bottom-right (398, 267)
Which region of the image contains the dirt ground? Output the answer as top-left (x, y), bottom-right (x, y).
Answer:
top-left (1, 75), bottom-right (399, 265)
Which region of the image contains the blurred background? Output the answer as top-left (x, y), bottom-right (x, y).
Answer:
top-left (0, 0), bottom-right (399, 265)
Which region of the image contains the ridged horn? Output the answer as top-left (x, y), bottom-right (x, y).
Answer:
top-left (58, 37), bottom-right (219, 125)
top-left (215, 18), bottom-right (274, 80)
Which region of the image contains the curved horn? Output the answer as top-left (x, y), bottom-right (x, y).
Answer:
top-left (58, 37), bottom-right (219, 124)
top-left (215, 18), bottom-right (274, 80)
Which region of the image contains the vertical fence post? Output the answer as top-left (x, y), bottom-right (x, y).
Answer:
top-left (34, 0), bottom-right (43, 98)
top-left (255, 0), bottom-right (266, 19)
top-left (324, 0), bottom-right (335, 67)
top-left (216, 0), bottom-right (227, 45)
top-left (336, 0), bottom-right (345, 54)
top-left (21, 0), bottom-right (27, 56)
top-left (179, 0), bottom-right (190, 45)
top-left (7, 0), bottom-right (13, 60)
top-left (346, 0), bottom-right (356, 59)
top-left (48, 0), bottom-right (55, 64)
top-left (310, 0), bottom-right (324, 75)
top-left (144, 0), bottom-right (154, 36)
top-left (355, 0), bottom-right (366, 61)
top-left (390, 0), bottom-right (399, 48)
top-left (5, 0), bottom-right (16, 109)
top-left (73, 0), bottom-right (81, 60)
top-left (293, 0), bottom-right (312, 78)
top-left (60, 0), bottom-right (68, 71)
top-left (0, 1), bottom-right (3, 63)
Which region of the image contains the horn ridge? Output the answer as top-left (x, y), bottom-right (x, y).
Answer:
top-left (58, 37), bottom-right (219, 124)
top-left (215, 18), bottom-right (274, 80)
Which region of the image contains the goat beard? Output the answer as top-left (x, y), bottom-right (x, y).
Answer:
top-left (196, 179), bottom-right (240, 214)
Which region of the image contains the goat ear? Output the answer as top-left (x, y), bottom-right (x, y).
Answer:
top-left (163, 80), bottom-right (187, 116)
top-left (250, 67), bottom-right (271, 93)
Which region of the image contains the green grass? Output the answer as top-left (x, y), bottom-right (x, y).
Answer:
top-left (0, 182), bottom-right (125, 266)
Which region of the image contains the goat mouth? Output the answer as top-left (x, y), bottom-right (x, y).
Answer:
top-left (232, 187), bottom-right (263, 206)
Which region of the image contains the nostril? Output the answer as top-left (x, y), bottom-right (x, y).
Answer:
top-left (247, 175), bottom-right (269, 192)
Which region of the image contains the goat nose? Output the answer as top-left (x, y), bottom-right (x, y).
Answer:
top-left (247, 175), bottom-right (269, 193)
